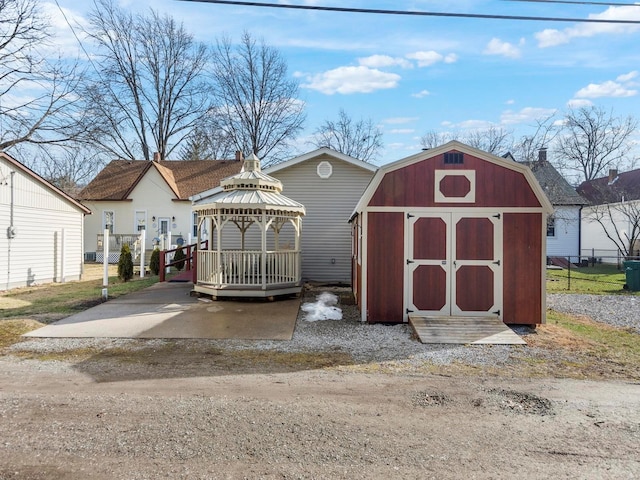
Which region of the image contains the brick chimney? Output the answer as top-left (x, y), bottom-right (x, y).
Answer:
top-left (153, 152), bottom-right (161, 162)
top-left (235, 150), bottom-right (244, 161)
top-left (608, 169), bottom-right (618, 184)
top-left (538, 147), bottom-right (547, 164)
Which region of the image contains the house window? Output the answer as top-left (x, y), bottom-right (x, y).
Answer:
top-left (135, 211), bottom-right (146, 232)
top-left (547, 215), bottom-right (556, 237)
top-left (192, 212), bottom-right (198, 238)
top-left (317, 161), bottom-right (333, 179)
top-left (103, 211), bottom-right (114, 234)
top-left (444, 152), bottom-right (464, 164)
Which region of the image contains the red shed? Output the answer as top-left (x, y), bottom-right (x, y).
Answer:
top-left (350, 141), bottom-right (553, 326)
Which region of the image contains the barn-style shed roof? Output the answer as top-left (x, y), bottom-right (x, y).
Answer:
top-left (351, 141), bottom-right (553, 218)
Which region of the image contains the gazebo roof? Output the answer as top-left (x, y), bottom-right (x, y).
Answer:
top-left (194, 153), bottom-right (305, 215)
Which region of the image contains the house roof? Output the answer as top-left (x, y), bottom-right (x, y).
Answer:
top-left (78, 159), bottom-right (243, 201)
top-left (351, 140), bottom-right (554, 219)
top-left (517, 160), bottom-right (588, 206)
top-left (577, 168), bottom-right (640, 205)
top-left (0, 151), bottom-right (91, 214)
top-left (265, 147), bottom-right (378, 174)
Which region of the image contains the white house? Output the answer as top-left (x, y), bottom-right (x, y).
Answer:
top-left (0, 152), bottom-right (91, 290)
top-left (192, 148), bottom-right (377, 284)
top-left (578, 168), bottom-right (640, 262)
top-left (512, 149), bottom-right (587, 259)
top-left (78, 154), bottom-right (243, 261)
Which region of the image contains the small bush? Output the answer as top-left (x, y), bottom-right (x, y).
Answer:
top-left (149, 248), bottom-right (160, 275)
top-left (173, 247), bottom-right (186, 271)
top-left (118, 244), bottom-right (134, 282)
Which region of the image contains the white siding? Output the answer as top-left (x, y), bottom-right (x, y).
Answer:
top-left (83, 168), bottom-right (194, 253)
top-left (546, 205), bottom-right (582, 257)
top-left (269, 154), bottom-right (375, 283)
top-left (581, 201), bottom-right (640, 262)
top-left (0, 157), bottom-right (86, 290)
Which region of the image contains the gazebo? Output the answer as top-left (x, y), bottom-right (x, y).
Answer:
top-left (192, 154), bottom-right (305, 298)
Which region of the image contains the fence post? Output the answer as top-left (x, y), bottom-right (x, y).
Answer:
top-left (186, 244), bottom-right (192, 271)
top-left (159, 250), bottom-right (166, 282)
top-left (567, 257), bottom-right (571, 291)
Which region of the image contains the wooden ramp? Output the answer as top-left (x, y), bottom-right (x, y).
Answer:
top-left (408, 315), bottom-right (526, 345)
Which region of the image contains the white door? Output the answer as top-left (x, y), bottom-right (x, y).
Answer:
top-left (405, 212), bottom-right (503, 320)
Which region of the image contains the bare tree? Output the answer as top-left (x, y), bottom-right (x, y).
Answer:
top-left (210, 32), bottom-right (305, 166)
top-left (81, 0), bottom-right (212, 160)
top-left (419, 126), bottom-right (511, 155)
top-left (512, 113), bottom-right (558, 163)
top-left (585, 201), bottom-right (640, 258)
top-left (420, 130), bottom-right (458, 150)
top-left (309, 109), bottom-right (383, 162)
top-left (32, 147), bottom-right (107, 194)
top-left (557, 106), bottom-right (637, 182)
top-left (178, 111), bottom-right (236, 160)
top-left (464, 126), bottom-right (513, 155)
top-left (0, 0), bottom-right (84, 151)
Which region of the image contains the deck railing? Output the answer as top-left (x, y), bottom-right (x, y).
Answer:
top-left (197, 250), bottom-right (300, 288)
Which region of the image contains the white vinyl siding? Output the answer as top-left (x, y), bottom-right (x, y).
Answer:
top-left (0, 158), bottom-right (86, 290)
top-left (268, 155), bottom-right (375, 283)
top-left (546, 205), bottom-right (581, 257)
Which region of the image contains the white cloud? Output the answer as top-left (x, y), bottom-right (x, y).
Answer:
top-left (575, 80), bottom-right (637, 99)
top-left (457, 119), bottom-right (494, 130)
top-left (483, 38), bottom-right (522, 59)
top-left (617, 71), bottom-right (638, 83)
top-left (384, 117), bottom-right (419, 125)
top-left (406, 50), bottom-right (457, 67)
top-left (358, 54), bottom-right (412, 69)
top-left (411, 89), bottom-right (431, 98)
top-left (535, 5), bottom-right (640, 48)
top-left (506, 99), bottom-right (515, 105)
top-left (567, 98), bottom-right (593, 108)
top-left (299, 66), bottom-right (401, 95)
top-left (500, 107), bottom-right (557, 125)
top-left (388, 128), bottom-right (415, 134)
top-left (42, 2), bottom-right (91, 58)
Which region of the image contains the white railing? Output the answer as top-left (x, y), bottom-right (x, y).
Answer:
top-left (197, 250), bottom-right (300, 288)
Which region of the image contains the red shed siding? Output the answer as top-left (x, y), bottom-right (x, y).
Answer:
top-left (366, 212), bottom-right (404, 323)
top-left (503, 213), bottom-right (543, 325)
top-left (369, 152), bottom-right (541, 208)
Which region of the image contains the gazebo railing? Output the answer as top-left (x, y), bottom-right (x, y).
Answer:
top-left (198, 250), bottom-right (300, 287)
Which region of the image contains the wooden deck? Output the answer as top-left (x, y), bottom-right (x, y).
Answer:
top-left (408, 315), bottom-right (526, 345)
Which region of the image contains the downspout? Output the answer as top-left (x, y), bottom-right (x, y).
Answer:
top-left (6, 171), bottom-right (16, 290)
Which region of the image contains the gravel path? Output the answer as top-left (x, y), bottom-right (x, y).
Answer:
top-left (547, 293), bottom-right (640, 333)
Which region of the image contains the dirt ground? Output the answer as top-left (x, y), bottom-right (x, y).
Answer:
top-left (1, 354), bottom-right (639, 479)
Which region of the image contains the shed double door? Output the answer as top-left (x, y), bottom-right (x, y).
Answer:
top-left (405, 212), bottom-right (503, 320)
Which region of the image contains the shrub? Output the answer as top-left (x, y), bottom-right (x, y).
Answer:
top-left (149, 248), bottom-right (160, 275)
top-left (118, 244), bottom-right (134, 282)
top-left (173, 247), bottom-right (186, 271)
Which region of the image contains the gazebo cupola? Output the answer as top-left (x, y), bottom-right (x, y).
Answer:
top-left (193, 153), bottom-right (305, 298)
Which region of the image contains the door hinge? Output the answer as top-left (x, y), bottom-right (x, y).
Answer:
top-left (406, 308), bottom-right (414, 314)
top-left (492, 309), bottom-right (501, 316)
top-left (493, 260), bottom-right (501, 266)
top-left (493, 213), bottom-right (501, 219)
top-left (406, 259), bottom-right (414, 265)
top-left (407, 213), bottom-right (415, 219)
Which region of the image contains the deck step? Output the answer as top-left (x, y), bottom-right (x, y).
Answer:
top-left (408, 315), bottom-right (526, 345)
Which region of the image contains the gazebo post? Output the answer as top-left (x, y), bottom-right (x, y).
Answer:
top-left (261, 210), bottom-right (267, 290)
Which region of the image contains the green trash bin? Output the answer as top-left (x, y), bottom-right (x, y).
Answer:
top-left (623, 260), bottom-right (640, 291)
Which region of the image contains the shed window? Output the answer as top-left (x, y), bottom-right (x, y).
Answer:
top-left (444, 152), bottom-right (464, 164)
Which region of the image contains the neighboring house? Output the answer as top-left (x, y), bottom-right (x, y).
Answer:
top-left (577, 168), bottom-right (640, 260)
top-left (192, 147), bottom-right (377, 284)
top-left (0, 152), bottom-right (90, 290)
top-left (509, 149), bottom-right (588, 259)
top-left (351, 141), bottom-right (553, 325)
top-left (78, 153), bottom-right (243, 261)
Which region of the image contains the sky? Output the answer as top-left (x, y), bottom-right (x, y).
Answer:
top-left (46, 0), bottom-right (640, 168)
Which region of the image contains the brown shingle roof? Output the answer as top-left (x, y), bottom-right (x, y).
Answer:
top-left (78, 159), bottom-right (243, 201)
top-left (577, 168), bottom-right (640, 205)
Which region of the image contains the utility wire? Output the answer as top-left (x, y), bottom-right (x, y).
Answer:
top-left (504, 0), bottom-right (640, 6)
top-left (177, 0), bottom-right (640, 23)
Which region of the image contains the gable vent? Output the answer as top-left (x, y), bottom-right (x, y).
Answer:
top-left (317, 161), bottom-right (333, 179)
top-left (444, 152), bottom-right (464, 164)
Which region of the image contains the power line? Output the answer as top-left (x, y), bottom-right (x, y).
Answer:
top-left (504, 0), bottom-right (640, 6)
top-left (176, 0), bottom-right (640, 23)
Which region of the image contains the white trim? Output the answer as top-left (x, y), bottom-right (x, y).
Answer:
top-left (360, 211), bottom-right (368, 322)
top-left (265, 147), bottom-right (378, 174)
top-left (434, 170), bottom-right (476, 203)
top-left (317, 160), bottom-right (333, 179)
